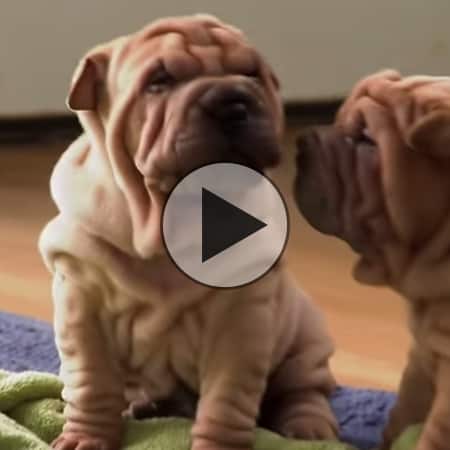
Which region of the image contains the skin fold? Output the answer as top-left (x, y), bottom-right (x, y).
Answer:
top-left (294, 69), bottom-right (450, 450)
top-left (39, 14), bottom-right (338, 450)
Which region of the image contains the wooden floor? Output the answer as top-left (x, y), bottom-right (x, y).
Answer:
top-left (0, 126), bottom-right (410, 391)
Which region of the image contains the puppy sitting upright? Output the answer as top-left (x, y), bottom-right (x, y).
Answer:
top-left (294, 70), bottom-right (450, 450)
top-left (39, 15), bottom-right (338, 450)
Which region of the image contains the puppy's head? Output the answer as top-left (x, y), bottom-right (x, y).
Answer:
top-left (295, 126), bottom-right (405, 286)
top-left (294, 73), bottom-right (450, 289)
top-left (68, 14), bottom-right (283, 190)
top-left (67, 15), bottom-right (284, 257)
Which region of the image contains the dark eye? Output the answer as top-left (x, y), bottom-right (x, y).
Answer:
top-left (146, 66), bottom-right (175, 94)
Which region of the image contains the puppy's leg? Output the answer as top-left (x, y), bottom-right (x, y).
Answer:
top-left (191, 300), bottom-right (273, 450)
top-left (381, 348), bottom-right (434, 450)
top-left (263, 386), bottom-right (337, 441)
top-left (415, 359), bottom-right (450, 450)
top-left (262, 298), bottom-right (338, 440)
top-left (50, 267), bottom-right (125, 450)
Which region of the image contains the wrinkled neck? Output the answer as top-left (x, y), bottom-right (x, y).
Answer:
top-left (103, 88), bottom-right (162, 259)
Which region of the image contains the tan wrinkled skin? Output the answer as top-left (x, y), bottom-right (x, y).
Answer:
top-left (297, 70), bottom-right (450, 450)
top-left (39, 15), bottom-right (337, 450)
top-left (337, 71), bottom-right (450, 450)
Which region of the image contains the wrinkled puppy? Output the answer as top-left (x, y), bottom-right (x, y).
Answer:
top-left (39, 15), bottom-right (338, 450)
top-left (294, 70), bottom-right (450, 450)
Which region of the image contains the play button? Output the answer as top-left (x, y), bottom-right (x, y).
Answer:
top-left (202, 188), bottom-right (267, 262)
top-left (162, 162), bottom-right (289, 288)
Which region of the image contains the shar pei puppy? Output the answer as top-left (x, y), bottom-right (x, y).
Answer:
top-left (294, 69), bottom-right (450, 450)
top-left (39, 14), bottom-right (338, 450)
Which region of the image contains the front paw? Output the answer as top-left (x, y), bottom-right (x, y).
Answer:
top-left (279, 415), bottom-right (338, 441)
top-left (51, 432), bottom-right (120, 450)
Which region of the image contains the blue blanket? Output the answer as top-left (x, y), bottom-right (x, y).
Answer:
top-left (0, 310), bottom-right (396, 449)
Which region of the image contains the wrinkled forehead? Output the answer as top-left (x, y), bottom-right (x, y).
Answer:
top-left (110, 17), bottom-right (267, 89)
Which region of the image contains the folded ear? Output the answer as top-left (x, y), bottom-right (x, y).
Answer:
top-left (407, 110), bottom-right (450, 158)
top-left (66, 48), bottom-right (110, 111)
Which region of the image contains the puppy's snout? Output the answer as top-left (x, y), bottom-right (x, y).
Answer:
top-left (201, 85), bottom-right (257, 130)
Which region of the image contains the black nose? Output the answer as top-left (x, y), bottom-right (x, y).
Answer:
top-left (215, 100), bottom-right (249, 124)
top-left (201, 86), bottom-right (256, 130)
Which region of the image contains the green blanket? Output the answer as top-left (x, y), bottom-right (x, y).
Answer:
top-left (0, 370), bottom-right (420, 450)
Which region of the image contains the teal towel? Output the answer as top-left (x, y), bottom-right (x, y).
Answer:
top-left (0, 369), bottom-right (420, 450)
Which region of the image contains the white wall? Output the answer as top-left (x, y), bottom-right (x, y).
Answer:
top-left (2, 1), bottom-right (450, 116)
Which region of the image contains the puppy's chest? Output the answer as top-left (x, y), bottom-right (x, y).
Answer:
top-left (100, 294), bottom-right (203, 398)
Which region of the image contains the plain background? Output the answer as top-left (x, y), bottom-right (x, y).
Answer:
top-left (1, 1), bottom-right (450, 115)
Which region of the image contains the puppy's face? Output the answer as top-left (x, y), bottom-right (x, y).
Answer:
top-left (69, 15), bottom-right (283, 194)
top-left (294, 127), bottom-right (381, 254)
top-left (294, 71), bottom-right (450, 287)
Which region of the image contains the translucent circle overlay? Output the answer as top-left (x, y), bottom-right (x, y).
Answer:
top-left (162, 162), bottom-right (289, 288)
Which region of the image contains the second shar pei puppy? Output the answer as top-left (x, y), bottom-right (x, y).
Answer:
top-left (294, 70), bottom-right (450, 450)
top-left (39, 14), bottom-right (338, 450)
